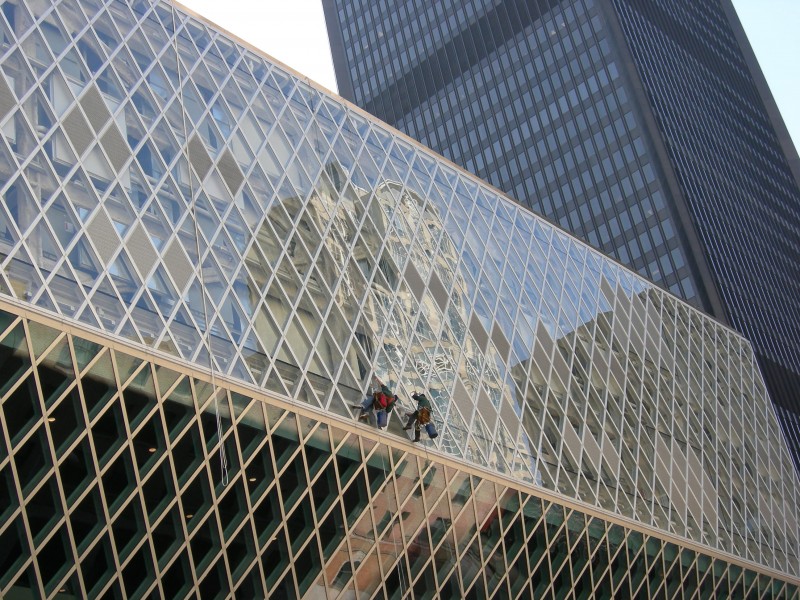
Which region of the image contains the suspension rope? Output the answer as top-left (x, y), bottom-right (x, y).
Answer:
top-left (377, 429), bottom-right (408, 598)
top-left (169, 2), bottom-right (228, 487)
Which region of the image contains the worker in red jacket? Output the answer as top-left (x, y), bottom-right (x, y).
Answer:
top-left (352, 376), bottom-right (397, 429)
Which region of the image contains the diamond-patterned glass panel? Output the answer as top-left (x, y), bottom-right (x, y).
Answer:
top-left (0, 0), bottom-right (799, 595)
top-left (0, 311), bottom-right (794, 598)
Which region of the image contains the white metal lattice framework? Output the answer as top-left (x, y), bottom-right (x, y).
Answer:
top-left (0, 0), bottom-right (796, 576)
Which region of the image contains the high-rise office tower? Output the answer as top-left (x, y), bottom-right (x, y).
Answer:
top-left (1, 0), bottom-right (799, 597)
top-left (323, 0), bottom-right (800, 470)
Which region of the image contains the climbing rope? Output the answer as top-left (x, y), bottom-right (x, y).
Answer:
top-left (170, 3), bottom-right (228, 487)
top-left (377, 430), bottom-right (408, 598)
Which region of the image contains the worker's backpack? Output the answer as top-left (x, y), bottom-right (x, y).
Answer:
top-left (373, 392), bottom-right (391, 409)
top-left (417, 407), bottom-right (431, 425)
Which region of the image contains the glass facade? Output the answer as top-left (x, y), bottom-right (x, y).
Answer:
top-left (322, 0), bottom-right (800, 472)
top-left (0, 0), bottom-right (798, 596)
top-left (1, 310), bottom-right (797, 598)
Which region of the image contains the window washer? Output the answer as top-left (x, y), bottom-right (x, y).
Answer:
top-left (404, 391), bottom-right (438, 442)
top-left (353, 376), bottom-right (397, 428)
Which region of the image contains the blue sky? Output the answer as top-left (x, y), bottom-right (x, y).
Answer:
top-left (178, 0), bottom-right (799, 153)
top-left (732, 0), bottom-right (800, 152)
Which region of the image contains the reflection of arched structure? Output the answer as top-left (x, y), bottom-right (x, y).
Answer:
top-left (237, 161), bottom-right (385, 405)
top-left (239, 162), bottom-right (514, 448)
top-left (362, 179), bottom-right (520, 467)
top-left (185, 146), bottom-right (795, 568)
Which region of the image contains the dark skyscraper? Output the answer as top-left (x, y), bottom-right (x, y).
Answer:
top-left (323, 0), bottom-right (800, 469)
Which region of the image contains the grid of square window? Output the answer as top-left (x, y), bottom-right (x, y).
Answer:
top-left (0, 0), bottom-right (797, 579)
top-left (0, 309), bottom-right (798, 598)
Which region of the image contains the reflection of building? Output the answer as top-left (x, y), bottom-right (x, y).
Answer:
top-left (513, 286), bottom-right (729, 536)
top-left (0, 1), bottom-right (798, 597)
top-left (323, 0), bottom-right (800, 474)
